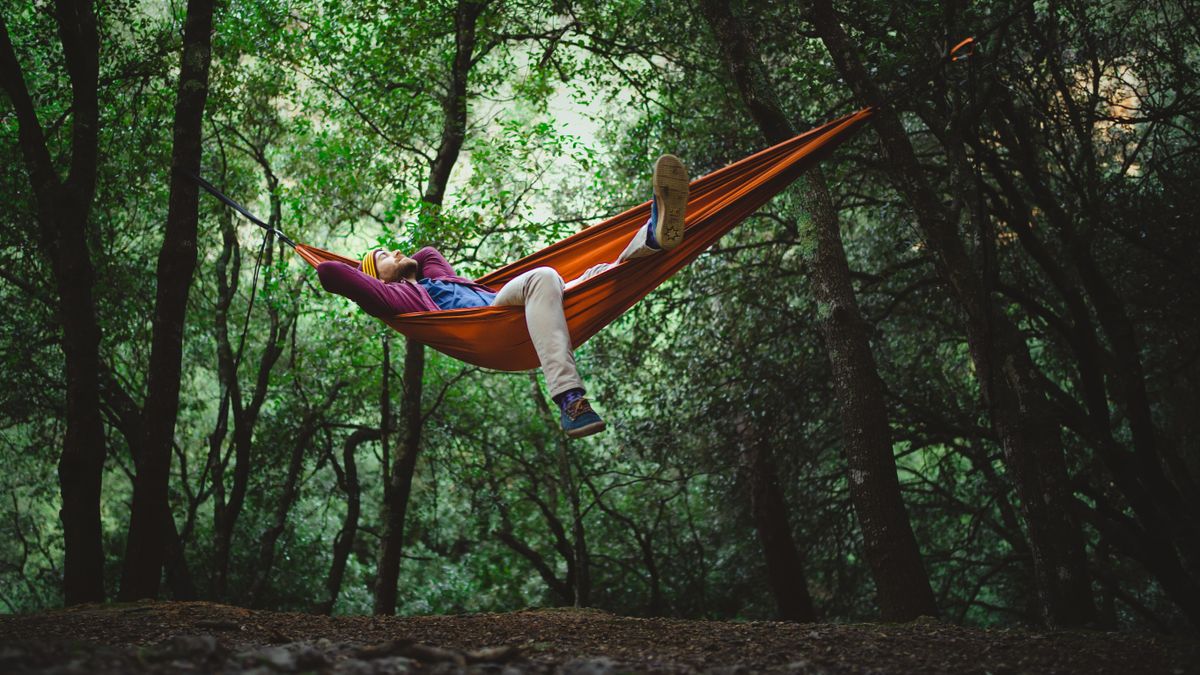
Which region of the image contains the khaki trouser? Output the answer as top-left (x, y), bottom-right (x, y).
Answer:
top-left (491, 227), bottom-right (655, 397)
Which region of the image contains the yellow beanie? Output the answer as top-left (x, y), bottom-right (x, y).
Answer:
top-left (361, 249), bottom-right (381, 280)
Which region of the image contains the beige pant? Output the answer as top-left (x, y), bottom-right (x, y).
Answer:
top-left (492, 227), bottom-right (655, 397)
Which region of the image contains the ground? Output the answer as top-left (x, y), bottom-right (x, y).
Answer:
top-left (0, 601), bottom-right (1197, 674)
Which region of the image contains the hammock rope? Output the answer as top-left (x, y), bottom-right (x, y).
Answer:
top-left (197, 107), bottom-right (874, 371)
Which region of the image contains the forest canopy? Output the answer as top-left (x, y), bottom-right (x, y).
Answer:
top-left (2, 0), bottom-right (1198, 635)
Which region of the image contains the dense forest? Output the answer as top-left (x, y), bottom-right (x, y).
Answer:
top-left (2, 0), bottom-right (1198, 638)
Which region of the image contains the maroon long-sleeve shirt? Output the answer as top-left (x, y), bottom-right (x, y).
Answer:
top-left (317, 247), bottom-right (493, 317)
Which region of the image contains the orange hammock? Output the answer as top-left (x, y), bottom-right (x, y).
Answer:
top-left (294, 108), bottom-right (874, 371)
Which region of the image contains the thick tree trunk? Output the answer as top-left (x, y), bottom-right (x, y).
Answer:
top-left (318, 427), bottom-right (379, 615)
top-left (1, 3), bottom-right (105, 605)
top-left (119, 0), bottom-right (216, 601)
top-left (808, 0), bottom-right (1096, 627)
top-left (804, 170), bottom-right (941, 620)
top-left (699, 0), bottom-right (937, 621)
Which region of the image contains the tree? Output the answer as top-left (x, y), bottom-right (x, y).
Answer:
top-left (807, 0), bottom-right (1096, 627)
top-left (1, 0), bottom-right (106, 605)
top-left (317, 427), bottom-right (379, 614)
top-left (372, 0), bottom-right (489, 615)
top-left (700, 0), bottom-right (938, 622)
top-left (4, 0), bottom-right (1200, 631)
top-left (118, 0), bottom-right (217, 601)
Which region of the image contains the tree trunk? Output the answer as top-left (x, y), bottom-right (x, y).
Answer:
top-left (699, 0), bottom-right (937, 621)
top-left (529, 373), bottom-right (591, 606)
top-left (371, 0), bottom-right (485, 615)
top-left (118, 0), bottom-right (216, 601)
top-left (318, 427), bottom-right (379, 615)
top-left (804, 170), bottom-right (941, 620)
top-left (248, 385), bottom-right (343, 606)
top-left (808, 0), bottom-right (1096, 627)
top-left (373, 338), bottom-right (424, 615)
top-left (210, 173), bottom-right (290, 600)
top-left (746, 438), bottom-right (817, 622)
top-left (162, 514), bottom-right (197, 600)
top-left (0, 2), bottom-right (106, 605)
top-left (97, 374), bottom-right (198, 600)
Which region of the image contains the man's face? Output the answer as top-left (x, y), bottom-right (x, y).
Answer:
top-left (375, 249), bottom-right (418, 282)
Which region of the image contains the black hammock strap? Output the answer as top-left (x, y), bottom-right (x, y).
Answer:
top-left (184, 170), bottom-right (297, 248)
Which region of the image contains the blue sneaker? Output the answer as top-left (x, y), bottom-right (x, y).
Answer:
top-left (649, 154), bottom-right (689, 251)
top-left (561, 397), bottom-right (606, 439)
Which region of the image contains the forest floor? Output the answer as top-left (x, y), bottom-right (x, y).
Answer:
top-left (1, 601), bottom-right (1197, 674)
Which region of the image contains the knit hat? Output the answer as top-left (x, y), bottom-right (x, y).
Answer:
top-left (360, 249), bottom-right (382, 280)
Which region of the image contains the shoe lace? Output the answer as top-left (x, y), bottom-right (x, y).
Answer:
top-left (565, 397), bottom-right (595, 421)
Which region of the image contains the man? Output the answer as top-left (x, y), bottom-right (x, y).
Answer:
top-left (318, 154), bottom-right (689, 438)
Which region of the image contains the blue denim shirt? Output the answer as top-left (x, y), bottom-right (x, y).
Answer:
top-left (419, 278), bottom-right (497, 310)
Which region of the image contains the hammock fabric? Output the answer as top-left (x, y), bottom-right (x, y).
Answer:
top-left (295, 108), bottom-right (874, 371)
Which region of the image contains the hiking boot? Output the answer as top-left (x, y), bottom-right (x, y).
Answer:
top-left (561, 397), bottom-right (606, 439)
top-left (649, 154), bottom-right (689, 251)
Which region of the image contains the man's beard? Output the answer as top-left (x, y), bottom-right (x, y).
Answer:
top-left (395, 257), bottom-right (418, 280)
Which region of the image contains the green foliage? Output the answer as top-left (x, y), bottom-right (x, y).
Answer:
top-left (2, 0), bottom-right (1198, 633)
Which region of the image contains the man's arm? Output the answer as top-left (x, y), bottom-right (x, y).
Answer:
top-left (412, 246), bottom-right (456, 279)
top-left (317, 261), bottom-right (438, 316)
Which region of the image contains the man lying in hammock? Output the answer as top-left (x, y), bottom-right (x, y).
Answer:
top-left (316, 155), bottom-right (689, 439)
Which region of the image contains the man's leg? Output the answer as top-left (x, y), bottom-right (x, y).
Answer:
top-left (493, 267), bottom-right (580, 398)
top-left (493, 267), bottom-right (605, 438)
top-left (620, 153), bottom-right (689, 260)
top-left (565, 153), bottom-right (690, 290)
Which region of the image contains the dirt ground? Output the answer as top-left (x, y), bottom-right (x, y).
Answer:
top-left (0, 601), bottom-right (1197, 674)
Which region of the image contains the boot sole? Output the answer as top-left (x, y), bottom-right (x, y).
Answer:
top-left (652, 154), bottom-right (689, 251)
top-left (565, 419), bottom-right (607, 439)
